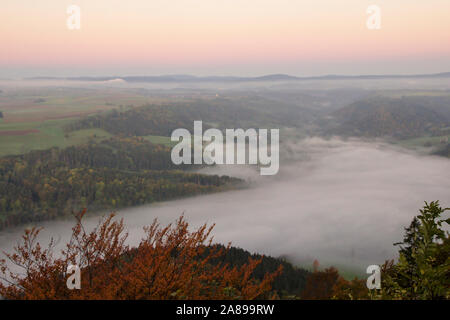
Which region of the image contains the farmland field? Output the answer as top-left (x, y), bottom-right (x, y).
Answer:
top-left (0, 119), bottom-right (114, 156)
top-left (142, 135), bottom-right (175, 147)
top-left (0, 86), bottom-right (169, 156)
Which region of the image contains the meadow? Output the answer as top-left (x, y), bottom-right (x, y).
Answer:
top-left (0, 87), bottom-right (169, 156)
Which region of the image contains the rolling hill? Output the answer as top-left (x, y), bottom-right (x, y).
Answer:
top-left (326, 96), bottom-right (450, 139)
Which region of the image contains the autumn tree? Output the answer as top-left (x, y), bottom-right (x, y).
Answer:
top-left (0, 211), bottom-right (281, 300)
top-left (301, 265), bottom-right (340, 299)
top-left (301, 262), bottom-right (369, 300)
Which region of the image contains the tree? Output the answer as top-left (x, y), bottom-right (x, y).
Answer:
top-left (379, 201), bottom-right (449, 299)
top-left (301, 261), bottom-right (369, 300)
top-left (301, 266), bottom-right (340, 299)
top-left (0, 211), bottom-right (281, 300)
top-left (331, 277), bottom-right (369, 300)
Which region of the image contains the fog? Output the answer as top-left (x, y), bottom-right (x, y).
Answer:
top-left (2, 77), bottom-right (450, 92)
top-left (1, 138), bottom-right (449, 274)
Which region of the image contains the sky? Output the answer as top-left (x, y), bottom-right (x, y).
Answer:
top-left (1, 0), bottom-right (450, 77)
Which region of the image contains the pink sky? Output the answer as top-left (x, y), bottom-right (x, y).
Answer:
top-left (1, 0), bottom-right (450, 77)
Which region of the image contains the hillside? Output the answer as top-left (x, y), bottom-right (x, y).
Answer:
top-left (65, 99), bottom-right (315, 137)
top-left (0, 137), bottom-right (241, 229)
top-left (326, 96), bottom-right (450, 138)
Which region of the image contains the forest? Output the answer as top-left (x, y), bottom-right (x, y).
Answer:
top-left (326, 96), bottom-right (450, 139)
top-left (0, 201), bottom-right (447, 299)
top-left (65, 100), bottom-right (303, 137)
top-left (0, 136), bottom-right (241, 229)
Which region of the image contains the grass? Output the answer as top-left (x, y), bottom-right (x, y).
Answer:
top-left (394, 134), bottom-right (450, 149)
top-left (0, 119), bottom-right (171, 157)
top-left (67, 128), bottom-right (112, 142)
top-left (0, 87), bottom-right (195, 155)
top-left (0, 119), bottom-right (172, 157)
top-left (0, 118), bottom-right (112, 156)
top-left (0, 87), bottom-right (148, 156)
top-left (142, 135), bottom-right (175, 147)
top-left (0, 87), bottom-right (155, 124)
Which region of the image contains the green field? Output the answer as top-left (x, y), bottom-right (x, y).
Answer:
top-left (0, 118), bottom-right (175, 157)
top-left (394, 134), bottom-right (450, 149)
top-left (142, 135), bottom-right (175, 147)
top-left (0, 87), bottom-right (153, 123)
top-left (0, 120), bottom-right (113, 156)
top-left (0, 87), bottom-right (176, 156)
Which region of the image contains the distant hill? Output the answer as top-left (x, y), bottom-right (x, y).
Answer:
top-left (66, 98), bottom-right (313, 136)
top-left (27, 74), bottom-right (300, 83)
top-left (26, 72), bottom-right (450, 83)
top-left (326, 96), bottom-right (450, 138)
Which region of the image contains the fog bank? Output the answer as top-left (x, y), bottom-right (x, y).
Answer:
top-left (1, 138), bottom-right (449, 274)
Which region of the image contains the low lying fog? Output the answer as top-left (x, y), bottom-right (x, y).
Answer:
top-left (1, 138), bottom-right (449, 274)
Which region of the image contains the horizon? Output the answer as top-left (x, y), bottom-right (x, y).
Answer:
top-left (6, 70), bottom-right (450, 81)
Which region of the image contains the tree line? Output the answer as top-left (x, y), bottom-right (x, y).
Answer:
top-left (0, 137), bottom-right (241, 229)
top-left (65, 100), bottom-right (290, 137)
